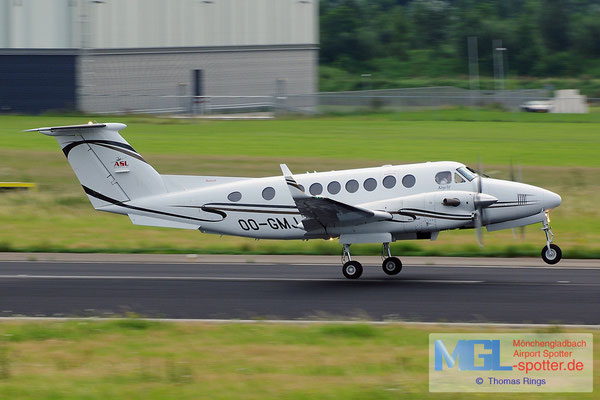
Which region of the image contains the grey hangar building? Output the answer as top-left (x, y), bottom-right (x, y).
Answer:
top-left (0, 0), bottom-right (318, 114)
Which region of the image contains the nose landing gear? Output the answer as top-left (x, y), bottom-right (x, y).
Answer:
top-left (541, 212), bottom-right (562, 264)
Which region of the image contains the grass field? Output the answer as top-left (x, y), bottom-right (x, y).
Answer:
top-left (1, 111), bottom-right (599, 257)
top-left (0, 320), bottom-right (596, 399)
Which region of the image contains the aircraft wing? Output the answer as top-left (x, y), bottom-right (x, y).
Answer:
top-left (280, 164), bottom-right (391, 231)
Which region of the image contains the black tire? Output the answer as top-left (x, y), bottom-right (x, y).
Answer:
top-left (382, 257), bottom-right (402, 275)
top-left (342, 261), bottom-right (363, 279)
top-left (541, 244), bottom-right (562, 265)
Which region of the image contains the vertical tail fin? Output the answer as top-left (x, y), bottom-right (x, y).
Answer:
top-left (26, 123), bottom-right (166, 208)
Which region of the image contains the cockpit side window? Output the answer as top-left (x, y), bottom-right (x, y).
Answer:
top-left (454, 172), bottom-right (465, 183)
top-left (457, 167), bottom-right (475, 182)
top-left (435, 171), bottom-right (452, 185)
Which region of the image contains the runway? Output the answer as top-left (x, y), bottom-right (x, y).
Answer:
top-left (0, 257), bottom-right (598, 324)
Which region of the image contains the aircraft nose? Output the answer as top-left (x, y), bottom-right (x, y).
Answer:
top-left (542, 189), bottom-right (562, 210)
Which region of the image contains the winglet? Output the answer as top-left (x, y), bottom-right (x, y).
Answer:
top-left (280, 164), bottom-right (308, 198)
top-left (280, 163), bottom-right (293, 177)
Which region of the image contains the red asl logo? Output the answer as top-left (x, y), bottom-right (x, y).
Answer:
top-left (114, 160), bottom-right (128, 167)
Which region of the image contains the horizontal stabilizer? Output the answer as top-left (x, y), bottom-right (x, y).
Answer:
top-left (24, 123), bottom-right (126, 136)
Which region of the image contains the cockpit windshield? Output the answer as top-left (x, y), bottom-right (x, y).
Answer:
top-left (457, 167), bottom-right (476, 181)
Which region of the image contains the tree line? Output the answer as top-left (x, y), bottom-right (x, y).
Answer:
top-left (320, 0), bottom-right (600, 81)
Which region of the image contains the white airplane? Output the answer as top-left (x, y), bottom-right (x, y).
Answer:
top-left (27, 122), bottom-right (563, 279)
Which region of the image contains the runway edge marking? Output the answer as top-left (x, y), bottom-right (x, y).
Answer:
top-left (0, 317), bottom-right (598, 329)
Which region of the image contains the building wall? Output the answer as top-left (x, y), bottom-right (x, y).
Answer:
top-left (0, 51), bottom-right (77, 113)
top-left (0, 0), bottom-right (317, 48)
top-left (0, 0), bottom-right (318, 113)
top-left (0, 0), bottom-right (77, 48)
top-left (78, 45), bottom-right (317, 113)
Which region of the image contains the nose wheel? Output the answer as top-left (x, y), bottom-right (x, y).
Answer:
top-left (541, 244), bottom-right (562, 264)
top-left (541, 212), bottom-right (562, 264)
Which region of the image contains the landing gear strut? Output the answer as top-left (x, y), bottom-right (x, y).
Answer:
top-left (541, 212), bottom-right (562, 264)
top-left (381, 242), bottom-right (402, 275)
top-left (341, 244), bottom-right (363, 279)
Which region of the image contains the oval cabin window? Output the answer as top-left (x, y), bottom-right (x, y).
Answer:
top-left (228, 191), bottom-right (242, 202)
top-left (382, 175), bottom-right (396, 189)
top-left (345, 179), bottom-right (359, 193)
top-left (327, 181), bottom-right (341, 195)
top-left (262, 187), bottom-right (276, 200)
top-left (309, 183), bottom-right (323, 196)
top-left (363, 178), bottom-right (377, 191)
top-left (402, 174), bottom-right (416, 188)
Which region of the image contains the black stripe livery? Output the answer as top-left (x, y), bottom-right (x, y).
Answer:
top-left (62, 140), bottom-right (140, 159)
top-left (81, 185), bottom-right (225, 223)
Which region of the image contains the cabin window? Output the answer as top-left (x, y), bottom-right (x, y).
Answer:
top-left (382, 175), bottom-right (396, 189)
top-left (345, 179), bottom-right (359, 193)
top-left (402, 174), bottom-right (416, 188)
top-left (363, 178), bottom-right (377, 191)
top-left (262, 187), bottom-right (276, 200)
top-left (435, 171), bottom-right (452, 185)
top-left (454, 173), bottom-right (465, 183)
top-left (309, 183), bottom-right (323, 196)
top-left (227, 191), bottom-right (242, 202)
top-left (298, 184), bottom-right (305, 192)
top-left (327, 181), bottom-right (341, 195)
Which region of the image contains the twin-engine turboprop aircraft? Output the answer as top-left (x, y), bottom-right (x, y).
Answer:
top-left (27, 122), bottom-right (563, 279)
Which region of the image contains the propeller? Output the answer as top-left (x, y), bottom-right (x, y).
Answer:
top-left (509, 159), bottom-right (526, 240)
top-left (473, 159), bottom-right (499, 247)
top-left (474, 159), bottom-right (484, 247)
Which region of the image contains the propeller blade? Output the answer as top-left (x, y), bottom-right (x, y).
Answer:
top-left (474, 210), bottom-right (484, 248)
top-left (510, 158), bottom-right (515, 181)
top-left (474, 157), bottom-right (484, 247)
top-left (512, 225), bottom-right (526, 240)
top-left (477, 157), bottom-right (483, 194)
top-left (510, 159), bottom-right (525, 240)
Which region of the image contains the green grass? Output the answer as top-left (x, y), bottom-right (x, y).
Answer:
top-left (3, 112), bottom-right (600, 167)
top-left (0, 320), bottom-right (597, 399)
top-left (1, 112), bottom-right (599, 256)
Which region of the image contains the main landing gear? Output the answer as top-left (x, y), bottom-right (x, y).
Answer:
top-left (341, 243), bottom-right (403, 279)
top-left (342, 244), bottom-right (363, 279)
top-left (541, 212), bottom-right (562, 265)
top-left (381, 242), bottom-right (402, 275)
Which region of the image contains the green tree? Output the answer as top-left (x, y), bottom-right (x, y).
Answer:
top-left (320, 0), bottom-right (374, 69)
top-left (539, 0), bottom-right (570, 51)
top-left (511, 1), bottom-right (542, 75)
top-left (572, 10), bottom-right (600, 57)
top-left (409, 0), bottom-right (450, 50)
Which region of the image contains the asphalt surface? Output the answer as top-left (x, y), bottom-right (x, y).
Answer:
top-left (0, 257), bottom-right (598, 324)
